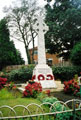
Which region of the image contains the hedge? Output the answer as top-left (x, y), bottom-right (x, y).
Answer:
top-left (8, 64), bottom-right (35, 83)
top-left (52, 66), bottom-right (81, 82)
top-left (7, 65), bottom-right (81, 83)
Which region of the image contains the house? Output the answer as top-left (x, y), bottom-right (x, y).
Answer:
top-left (29, 47), bottom-right (61, 66)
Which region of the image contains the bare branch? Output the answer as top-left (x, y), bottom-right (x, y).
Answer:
top-left (10, 35), bottom-right (24, 43)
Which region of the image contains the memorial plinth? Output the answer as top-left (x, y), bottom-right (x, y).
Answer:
top-left (33, 16), bottom-right (57, 89)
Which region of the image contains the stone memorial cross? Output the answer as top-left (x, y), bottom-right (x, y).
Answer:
top-left (33, 16), bottom-right (48, 64)
top-left (33, 16), bottom-right (57, 89)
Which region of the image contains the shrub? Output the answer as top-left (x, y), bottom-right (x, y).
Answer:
top-left (37, 92), bottom-right (48, 102)
top-left (52, 66), bottom-right (81, 82)
top-left (70, 42), bottom-right (81, 66)
top-left (6, 82), bottom-right (16, 90)
top-left (64, 79), bottom-right (80, 96)
top-left (0, 77), bottom-right (7, 90)
top-left (8, 64), bottom-right (35, 83)
top-left (8, 64), bottom-right (81, 83)
top-left (23, 81), bottom-right (42, 98)
top-left (43, 97), bottom-right (72, 120)
top-left (43, 97), bottom-right (58, 104)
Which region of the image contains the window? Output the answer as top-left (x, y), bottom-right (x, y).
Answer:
top-left (46, 58), bottom-right (53, 66)
top-left (34, 50), bottom-right (38, 55)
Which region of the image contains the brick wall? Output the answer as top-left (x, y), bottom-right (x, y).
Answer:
top-left (4, 65), bottom-right (28, 72)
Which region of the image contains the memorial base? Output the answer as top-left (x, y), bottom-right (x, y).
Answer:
top-left (33, 64), bottom-right (57, 89)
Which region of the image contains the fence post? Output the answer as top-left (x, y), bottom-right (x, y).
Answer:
top-left (73, 100), bottom-right (76, 120)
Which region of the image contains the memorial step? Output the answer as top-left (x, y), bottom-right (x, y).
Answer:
top-left (17, 80), bottom-right (64, 93)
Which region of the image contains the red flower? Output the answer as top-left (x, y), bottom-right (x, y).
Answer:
top-left (72, 89), bottom-right (74, 91)
top-left (23, 81), bottom-right (42, 98)
top-left (0, 77), bottom-right (7, 90)
top-left (75, 89), bottom-right (78, 93)
top-left (64, 81), bottom-right (68, 86)
top-left (64, 88), bottom-right (67, 92)
top-left (74, 82), bottom-right (77, 85)
top-left (23, 91), bottom-right (28, 96)
top-left (68, 80), bottom-right (72, 85)
top-left (72, 79), bottom-right (74, 83)
top-left (66, 85), bottom-right (69, 89)
top-left (45, 90), bottom-right (50, 96)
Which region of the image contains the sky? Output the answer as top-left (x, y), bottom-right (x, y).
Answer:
top-left (0, 0), bottom-right (54, 63)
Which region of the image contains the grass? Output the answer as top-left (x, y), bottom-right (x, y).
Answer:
top-left (0, 88), bottom-right (44, 117)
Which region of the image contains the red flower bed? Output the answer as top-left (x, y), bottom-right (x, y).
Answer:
top-left (23, 81), bottom-right (42, 98)
top-left (0, 77), bottom-right (7, 90)
top-left (64, 79), bottom-right (80, 96)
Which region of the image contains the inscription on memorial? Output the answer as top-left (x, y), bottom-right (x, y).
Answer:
top-left (38, 68), bottom-right (50, 74)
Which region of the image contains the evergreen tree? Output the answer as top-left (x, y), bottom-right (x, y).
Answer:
top-left (45, 0), bottom-right (81, 60)
top-left (0, 18), bottom-right (24, 70)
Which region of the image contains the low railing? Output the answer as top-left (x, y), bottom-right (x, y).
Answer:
top-left (0, 99), bottom-right (81, 120)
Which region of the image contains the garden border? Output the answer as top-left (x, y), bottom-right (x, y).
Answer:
top-left (0, 99), bottom-right (81, 120)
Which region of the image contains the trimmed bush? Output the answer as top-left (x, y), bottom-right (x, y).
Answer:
top-left (8, 64), bottom-right (81, 83)
top-left (52, 66), bottom-right (81, 82)
top-left (8, 65), bottom-right (35, 83)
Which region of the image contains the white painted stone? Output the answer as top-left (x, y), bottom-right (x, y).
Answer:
top-left (33, 16), bottom-right (57, 89)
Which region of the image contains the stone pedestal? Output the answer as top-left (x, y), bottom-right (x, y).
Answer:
top-left (33, 64), bottom-right (57, 89)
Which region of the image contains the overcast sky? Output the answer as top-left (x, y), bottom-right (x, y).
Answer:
top-left (0, 0), bottom-right (54, 63)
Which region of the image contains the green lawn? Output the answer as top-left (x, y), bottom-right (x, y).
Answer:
top-left (0, 88), bottom-right (45, 117)
top-left (0, 89), bottom-right (41, 106)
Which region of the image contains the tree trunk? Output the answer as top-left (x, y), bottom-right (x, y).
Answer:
top-left (31, 32), bottom-right (35, 64)
top-left (25, 45), bottom-right (31, 64)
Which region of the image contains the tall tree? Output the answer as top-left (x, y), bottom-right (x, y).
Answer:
top-left (70, 42), bottom-right (81, 66)
top-left (45, 0), bottom-right (81, 60)
top-left (4, 0), bottom-right (39, 64)
top-left (0, 18), bottom-right (24, 70)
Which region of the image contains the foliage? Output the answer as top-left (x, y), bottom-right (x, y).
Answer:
top-left (4, 0), bottom-right (39, 64)
top-left (23, 81), bottom-right (42, 98)
top-left (45, 0), bottom-right (81, 60)
top-left (0, 18), bottom-right (24, 70)
top-left (43, 97), bottom-right (72, 120)
top-left (37, 92), bottom-right (48, 102)
top-left (0, 72), bottom-right (7, 78)
top-left (8, 64), bottom-right (81, 83)
top-left (0, 77), bottom-right (7, 90)
top-left (15, 50), bottom-right (25, 65)
top-left (8, 64), bottom-right (35, 83)
top-left (6, 82), bottom-right (16, 90)
top-left (64, 79), bottom-right (80, 96)
top-left (70, 42), bottom-right (81, 66)
top-left (43, 97), bottom-right (58, 104)
top-left (52, 66), bottom-right (81, 82)
top-left (44, 89), bottom-right (51, 96)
